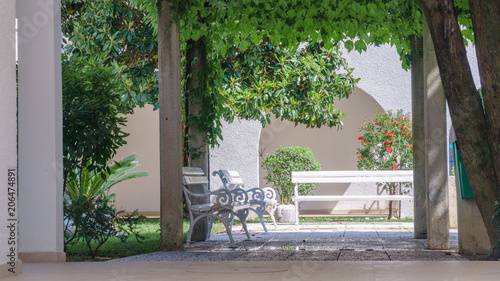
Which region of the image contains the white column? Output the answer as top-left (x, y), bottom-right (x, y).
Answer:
top-left (423, 20), bottom-right (449, 250)
top-left (17, 0), bottom-right (65, 262)
top-left (0, 0), bottom-right (21, 277)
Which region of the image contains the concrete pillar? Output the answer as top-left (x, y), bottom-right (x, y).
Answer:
top-left (455, 178), bottom-right (491, 254)
top-left (158, 0), bottom-right (184, 251)
top-left (17, 0), bottom-right (65, 262)
top-left (410, 35), bottom-right (427, 239)
top-left (0, 0), bottom-right (21, 276)
top-left (423, 20), bottom-right (449, 250)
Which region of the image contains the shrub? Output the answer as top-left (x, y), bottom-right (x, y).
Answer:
top-left (64, 153), bottom-right (148, 258)
top-left (356, 110), bottom-right (413, 218)
top-left (62, 54), bottom-right (132, 185)
top-left (262, 146), bottom-right (321, 205)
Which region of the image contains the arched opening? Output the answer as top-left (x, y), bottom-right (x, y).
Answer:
top-left (258, 88), bottom-right (408, 217)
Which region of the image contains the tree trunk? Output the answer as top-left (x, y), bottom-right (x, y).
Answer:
top-left (185, 38), bottom-right (210, 241)
top-left (418, 0), bottom-right (500, 256)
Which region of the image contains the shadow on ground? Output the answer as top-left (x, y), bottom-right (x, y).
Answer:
top-left (112, 222), bottom-right (467, 262)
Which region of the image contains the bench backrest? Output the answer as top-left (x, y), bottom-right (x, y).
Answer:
top-left (182, 166), bottom-right (210, 195)
top-left (292, 170), bottom-right (413, 184)
top-left (213, 170), bottom-right (245, 190)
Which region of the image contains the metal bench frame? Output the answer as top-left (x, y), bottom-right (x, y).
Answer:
top-left (213, 170), bottom-right (278, 233)
top-left (182, 167), bottom-right (253, 248)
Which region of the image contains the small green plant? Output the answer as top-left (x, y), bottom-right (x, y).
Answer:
top-left (356, 110), bottom-right (413, 218)
top-left (262, 146), bottom-right (320, 205)
top-left (64, 153), bottom-right (148, 258)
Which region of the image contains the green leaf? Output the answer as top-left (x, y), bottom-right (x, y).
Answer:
top-left (354, 40), bottom-right (367, 52)
top-left (344, 40), bottom-right (354, 51)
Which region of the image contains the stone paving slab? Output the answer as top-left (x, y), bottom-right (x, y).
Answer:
top-left (113, 222), bottom-right (468, 262)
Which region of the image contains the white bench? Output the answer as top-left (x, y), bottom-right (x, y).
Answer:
top-left (291, 170), bottom-right (414, 224)
top-left (183, 167), bottom-right (257, 248)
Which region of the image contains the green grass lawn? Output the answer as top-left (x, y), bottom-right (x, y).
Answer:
top-left (65, 216), bottom-right (413, 262)
top-left (65, 218), bottom-right (226, 262)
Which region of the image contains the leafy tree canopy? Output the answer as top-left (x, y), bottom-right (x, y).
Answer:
top-left (221, 40), bottom-right (358, 129)
top-left (62, 0), bottom-right (159, 109)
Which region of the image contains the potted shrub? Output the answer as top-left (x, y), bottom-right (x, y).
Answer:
top-left (261, 146), bottom-right (320, 222)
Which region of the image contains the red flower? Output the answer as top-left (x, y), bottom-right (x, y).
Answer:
top-left (401, 126), bottom-right (405, 131)
top-left (358, 155), bottom-right (362, 160)
top-left (394, 158), bottom-right (398, 163)
top-left (393, 164), bottom-right (398, 170)
top-left (387, 132), bottom-right (394, 137)
top-left (374, 122), bottom-right (378, 125)
top-left (387, 146), bottom-right (392, 153)
top-left (361, 140), bottom-right (366, 145)
top-left (383, 140), bottom-right (388, 146)
top-left (358, 136), bottom-right (363, 140)
top-left (410, 132), bottom-right (413, 137)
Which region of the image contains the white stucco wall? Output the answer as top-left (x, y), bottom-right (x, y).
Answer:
top-left (341, 44), bottom-right (412, 114)
top-left (0, 0), bottom-right (18, 275)
top-left (110, 105), bottom-right (160, 215)
top-left (209, 120), bottom-right (263, 190)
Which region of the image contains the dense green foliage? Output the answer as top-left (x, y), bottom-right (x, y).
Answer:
top-left (62, 0), bottom-right (158, 108)
top-left (356, 111), bottom-right (413, 218)
top-left (262, 146), bottom-right (321, 205)
top-left (221, 40), bottom-right (357, 129)
top-left (62, 56), bottom-right (130, 178)
top-left (62, 0), bottom-right (475, 149)
top-left (64, 154), bottom-right (148, 259)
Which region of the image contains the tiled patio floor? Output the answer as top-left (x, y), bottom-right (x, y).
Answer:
top-left (5, 222), bottom-right (500, 281)
top-left (114, 222), bottom-right (466, 262)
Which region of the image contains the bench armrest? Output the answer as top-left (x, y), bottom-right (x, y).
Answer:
top-left (183, 186), bottom-right (233, 206)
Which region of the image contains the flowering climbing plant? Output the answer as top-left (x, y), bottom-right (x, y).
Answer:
top-left (356, 110), bottom-right (413, 218)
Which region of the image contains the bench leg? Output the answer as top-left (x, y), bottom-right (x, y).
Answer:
top-left (253, 203), bottom-right (268, 234)
top-left (257, 212), bottom-right (269, 234)
top-left (220, 220), bottom-right (237, 248)
top-left (295, 200), bottom-right (299, 225)
top-left (267, 203), bottom-right (278, 230)
top-left (234, 209), bottom-right (252, 241)
top-left (186, 214), bottom-right (207, 247)
top-left (207, 216), bottom-right (215, 240)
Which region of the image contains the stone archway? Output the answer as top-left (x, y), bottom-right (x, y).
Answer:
top-left (257, 88), bottom-right (414, 217)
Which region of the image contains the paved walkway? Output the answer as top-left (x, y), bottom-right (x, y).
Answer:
top-left (114, 222), bottom-right (466, 261)
top-left (5, 223), bottom-right (500, 281)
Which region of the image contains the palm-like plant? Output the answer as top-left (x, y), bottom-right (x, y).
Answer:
top-left (65, 153), bottom-right (148, 201)
top-left (64, 153), bottom-right (148, 255)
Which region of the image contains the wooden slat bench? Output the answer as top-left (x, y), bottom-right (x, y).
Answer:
top-left (291, 170), bottom-right (414, 224)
